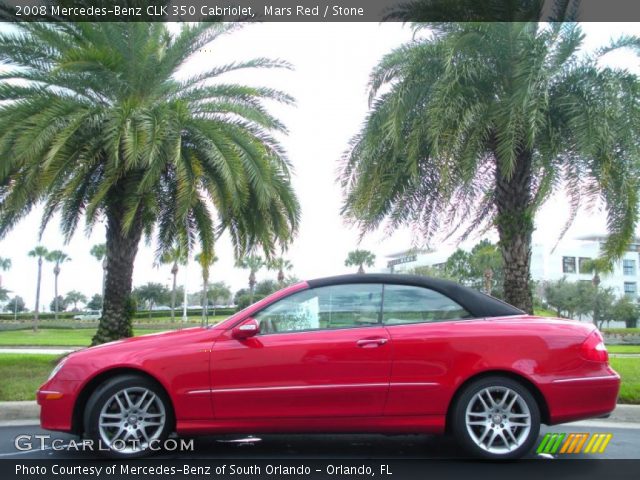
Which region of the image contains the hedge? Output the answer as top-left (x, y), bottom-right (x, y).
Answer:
top-left (0, 307), bottom-right (235, 322)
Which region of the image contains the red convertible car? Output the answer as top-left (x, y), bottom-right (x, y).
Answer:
top-left (37, 274), bottom-right (620, 459)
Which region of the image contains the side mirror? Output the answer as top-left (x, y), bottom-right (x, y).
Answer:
top-left (232, 318), bottom-right (260, 340)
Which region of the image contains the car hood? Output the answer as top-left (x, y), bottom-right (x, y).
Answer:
top-left (69, 327), bottom-right (222, 359)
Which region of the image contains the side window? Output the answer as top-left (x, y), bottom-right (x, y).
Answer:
top-left (382, 284), bottom-right (471, 325)
top-left (255, 284), bottom-right (383, 334)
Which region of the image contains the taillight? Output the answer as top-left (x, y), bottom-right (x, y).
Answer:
top-left (580, 331), bottom-right (609, 363)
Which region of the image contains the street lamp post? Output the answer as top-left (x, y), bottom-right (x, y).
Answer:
top-left (182, 260), bottom-right (188, 323)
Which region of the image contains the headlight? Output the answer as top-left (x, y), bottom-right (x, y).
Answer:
top-left (47, 357), bottom-right (68, 381)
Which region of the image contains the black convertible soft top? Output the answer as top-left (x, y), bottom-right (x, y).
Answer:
top-left (306, 273), bottom-right (524, 318)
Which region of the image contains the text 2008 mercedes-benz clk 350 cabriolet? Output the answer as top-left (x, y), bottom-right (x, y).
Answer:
top-left (38, 274), bottom-right (620, 459)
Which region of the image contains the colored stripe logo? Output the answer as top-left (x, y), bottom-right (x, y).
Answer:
top-left (537, 433), bottom-right (612, 454)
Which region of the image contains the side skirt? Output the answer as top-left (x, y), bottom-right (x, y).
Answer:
top-left (176, 415), bottom-right (446, 436)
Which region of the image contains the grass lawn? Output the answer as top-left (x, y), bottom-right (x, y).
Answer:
top-left (533, 307), bottom-right (559, 318)
top-left (0, 329), bottom-right (107, 347)
top-left (607, 345), bottom-right (640, 354)
top-left (0, 318), bottom-right (227, 347)
top-left (603, 328), bottom-right (640, 334)
top-left (610, 357), bottom-right (640, 404)
top-left (0, 354), bottom-right (59, 401)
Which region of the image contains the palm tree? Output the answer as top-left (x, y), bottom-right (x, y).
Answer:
top-left (236, 255), bottom-right (265, 302)
top-left (46, 250), bottom-right (70, 320)
top-left (0, 21), bottom-right (300, 344)
top-left (268, 257), bottom-right (293, 287)
top-left (160, 246), bottom-right (187, 322)
top-left (340, 21), bottom-right (639, 312)
top-left (90, 244), bottom-right (107, 312)
top-left (195, 251), bottom-right (219, 324)
top-left (65, 290), bottom-right (88, 311)
top-left (581, 258), bottom-right (615, 326)
top-left (6, 296), bottom-right (26, 320)
top-left (345, 250), bottom-right (376, 274)
top-left (0, 256), bottom-right (10, 288)
top-left (469, 240), bottom-right (503, 295)
top-left (132, 283), bottom-right (170, 318)
top-left (28, 246), bottom-right (48, 331)
top-left (208, 282), bottom-right (231, 317)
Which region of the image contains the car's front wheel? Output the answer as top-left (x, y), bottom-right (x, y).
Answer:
top-left (84, 375), bottom-right (174, 458)
top-left (452, 376), bottom-right (540, 459)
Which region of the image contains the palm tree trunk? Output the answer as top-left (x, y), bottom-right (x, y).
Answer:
top-left (170, 265), bottom-right (178, 323)
top-left (101, 260), bottom-right (107, 312)
top-left (91, 205), bottom-right (143, 345)
top-left (358, 265), bottom-right (364, 274)
top-left (592, 273), bottom-right (601, 326)
top-left (34, 258), bottom-right (42, 332)
top-left (201, 276), bottom-right (206, 326)
top-left (202, 275), bottom-right (209, 326)
top-left (483, 268), bottom-right (493, 294)
top-left (278, 269), bottom-right (284, 286)
top-left (494, 149), bottom-right (534, 314)
top-left (249, 272), bottom-right (256, 303)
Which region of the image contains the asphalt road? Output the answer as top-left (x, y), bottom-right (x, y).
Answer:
top-left (0, 420), bottom-right (636, 460)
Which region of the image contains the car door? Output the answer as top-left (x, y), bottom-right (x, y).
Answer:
top-left (210, 283), bottom-right (392, 419)
top-left (381, 283), bottom-right (474, 416)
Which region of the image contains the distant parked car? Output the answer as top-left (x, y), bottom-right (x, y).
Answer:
top-left (73, 310), bottom-right (101, 321)
top-left (39, 274), bottom-right (619, 459)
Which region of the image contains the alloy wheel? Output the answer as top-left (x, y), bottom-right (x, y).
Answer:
top-left (464, 386), bottom-right (532, 454)
top-left (98, 387), bottom-right (166, 454)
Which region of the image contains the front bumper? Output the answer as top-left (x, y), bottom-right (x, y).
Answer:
top-left (37, 379), bottom-right (83, 433)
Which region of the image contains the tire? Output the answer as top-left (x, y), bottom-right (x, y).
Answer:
top-left (83, 374), bottom-right (174, 458)
top-left (451, 376), bottom-right (540, 459)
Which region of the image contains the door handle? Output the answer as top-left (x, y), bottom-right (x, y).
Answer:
top-left (357, 338), bottom-right (388, 348)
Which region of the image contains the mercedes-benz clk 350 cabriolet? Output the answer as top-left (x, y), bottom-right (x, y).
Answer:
top-left (37, 274), bottom-right (620, 459)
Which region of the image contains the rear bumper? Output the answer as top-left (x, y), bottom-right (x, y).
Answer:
top-left (543, 372), bottom-right (620, 425)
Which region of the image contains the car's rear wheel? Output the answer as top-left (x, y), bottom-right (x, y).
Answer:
top-left (452, 376), bottom-right (540, 459)
top-left (84, 375), bottom-right (173, 458)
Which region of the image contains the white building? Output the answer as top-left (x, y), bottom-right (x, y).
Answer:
top-left (384, 234), bottom-right (640, 300)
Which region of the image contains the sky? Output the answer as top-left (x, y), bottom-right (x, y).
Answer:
top-left (0, 22), bottom-right (639, 310)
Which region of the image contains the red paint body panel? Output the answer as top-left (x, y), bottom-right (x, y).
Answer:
top-left (210, 325), bottom-right (391, 418)
top-left (38, 281), bottom-right (620, 437)
top-left (383, 317), bottom-right (619, 423)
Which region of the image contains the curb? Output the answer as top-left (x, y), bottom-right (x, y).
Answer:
top-left (0, 348), bottom-right (79, 355)
top-left (0, 401), bottom-right (39, 422)
top-left (0, 402), bottom-right (637, 424)
top-left (605, 404), bottom-right (640, 423)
